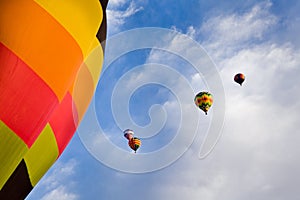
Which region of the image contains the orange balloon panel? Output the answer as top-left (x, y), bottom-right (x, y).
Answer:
top-left (128, 138), bottom-right (142, 152)
top-left (0, 0), bottom-right (109, 199)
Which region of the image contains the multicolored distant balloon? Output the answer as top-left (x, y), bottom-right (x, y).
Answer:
top-left (0, 0), bottom-right (109, 199)
top-left (124, 129), bottom-right (134, 141)
top-left (194, 92), bottom-right (213, 115)
top-left (128, 138), bottom-right (142, 153)
top-left (234, 73), bottom-right (245, 86)
top-left (123, 129), bottom-right (141, 153)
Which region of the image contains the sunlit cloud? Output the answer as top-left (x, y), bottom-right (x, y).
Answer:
top-left (27, 159), bottom-right (78, 200)
top-left (144, 1), bottom-right (300, 199)
top-left (107, 1), bottom-right (143, 34)
top-left (200, 1), bottom-right (277, 60)
top-left (40, 186), bottom-right (78, 200)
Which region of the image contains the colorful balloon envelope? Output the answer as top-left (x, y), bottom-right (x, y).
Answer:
top-left (234, 73), bottom-right (245, 86)
top-left (194, 92), bottom-right (213, 115)
top-left (123, 129), bottom-right (134, 140)
top-left (0, 0), bottom-right (109, 199)
top-left (128, 138), bottom-right (141, 153)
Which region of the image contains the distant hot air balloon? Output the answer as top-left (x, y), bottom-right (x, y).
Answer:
top-left (194, 92), bottom-right (213, 115)
top-left (0, 0), bottom-right (109, 199)
top-left (128, 137), bottom-right (141, 153)
top-left (234, 73), bottom-right (245, 86)
top-left (124, 129), bottom-right (134, 140)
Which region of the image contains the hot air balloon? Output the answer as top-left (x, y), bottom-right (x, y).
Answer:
top-left (194, 91), bottom-right (213, 115)
top-left (0, 0), bottom-right (109, 199)
top-left (128, 137), bottom-right (141, 153)
top-left (124, 129), bottom-right (134, 140)
top-left (234, 73), bottom-right (245, 86)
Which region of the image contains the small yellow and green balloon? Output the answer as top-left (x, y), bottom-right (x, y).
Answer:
top-left (194, 92), bottom-right (213, 115)
top-left (194, 73), bottom-right (245, 115)
top-left (124, 129), bottom-right (141, 153)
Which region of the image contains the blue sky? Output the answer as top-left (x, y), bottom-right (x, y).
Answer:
top-left (26, 0), bottom-right (300, 199)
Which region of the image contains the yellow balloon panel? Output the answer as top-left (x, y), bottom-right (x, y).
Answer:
top-left (34, 0), bottom-right (103, 58)
top-left (0, 0), bottom-right (84, 100)
top-left (24, 124), bottom-right (59, 186)
top-left (0, 121), bottom-right (28, 189)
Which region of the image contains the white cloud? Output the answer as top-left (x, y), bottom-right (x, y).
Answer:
top-left (126, 1), bottom-right (300, 200)
top-left (108, 0), bottom-right (128, 8)
top-left (26, 159), bottom-right (79, 200)
top-left (171, 26), bottom-right (197, 39)
top-left (220, 43), bottom-right (300, 96)
top-left (93, 1), bottom-right (300, 199)
top-left (186, 26), bottom-right (197, 39)
top-left (201, 1), bottom-right (277, 60)
top-left (40, 186), bottom-right (78, 200)
top-left (107, 1), bottom-right (143, 34)
top-left (146, 51), bottom-right (300, 199)
top-left (40, 159), bottom-right (77, 190)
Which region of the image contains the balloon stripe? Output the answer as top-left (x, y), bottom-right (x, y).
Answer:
top-left (75, 39), bottom-right (104, 90)
top-left (24, 124), bottom-right (59, 186)
top-left (0, 1), bottom-right (83, 101)
top-left (0, 121), bottom-right (28, 189)
top-left (69, 39), bottom-right (105, 123)
top-left (0, 160), bottom-right (33, 200)
top-left (0, 43), bottom-right (59, 147)
top-left (49, 93), bottom-right (78, 155)
top-left (70, 64), bottom-right (95, 122)
top-left (34, 0), bottom-right (103, 58)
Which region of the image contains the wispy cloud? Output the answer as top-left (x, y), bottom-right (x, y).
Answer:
top-left (40, 186), bottom-right (78, 200)
top-left (145, 40), bottom-right (300, 200)
top-left (200, 1), bottom-right (277, 59)
top-left (108, 0), bottom-right (128, 8)
top-left (118, 1), bottom-right (300, 200)
top-left (26, 159), bottom-right (79, 200)
top-left (107, 1), bottom-right (144, 34)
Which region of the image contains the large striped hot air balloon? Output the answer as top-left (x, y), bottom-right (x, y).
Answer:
top-left (0, 0), bottom-right (109, 199)
top-left (194, 91), bottom-right (213, 115)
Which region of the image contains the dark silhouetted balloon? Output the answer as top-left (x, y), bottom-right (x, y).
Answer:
top-left (234, 73), bottom-right (245, 86)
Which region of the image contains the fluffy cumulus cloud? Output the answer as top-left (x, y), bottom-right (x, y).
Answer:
top-left (97, 1), bottom-right (299, 200)
top-left (26, 159), bottom-right (79, 200)
top-left (107, 1), bottom-right (143, 34)
top-left (108, 0), bottom-right (128, 8)
top-left (200, 1), bottom-right (278, 60)
top-left (40, 186), bottom-right (78, 200)
top-left (104, 0), bottom-right (300, 197)
top-left (143, 1), bottom-right (300, 200)
top-left (201, 1), bottom-right (276, 41)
